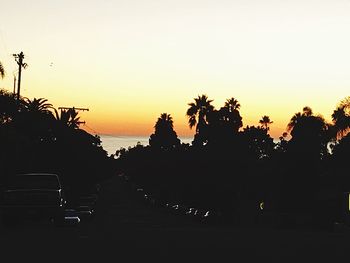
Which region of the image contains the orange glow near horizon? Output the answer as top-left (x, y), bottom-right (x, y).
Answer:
top-left (1, 0), bottom-right (349, 140)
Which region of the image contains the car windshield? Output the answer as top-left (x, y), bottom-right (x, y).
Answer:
top-left (7, 174), bottom-right (60, 190)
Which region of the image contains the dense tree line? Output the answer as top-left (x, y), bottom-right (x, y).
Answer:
top-left (119, 94), bottom-right (350, 227)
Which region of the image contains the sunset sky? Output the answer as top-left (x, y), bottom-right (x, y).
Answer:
top-left (1, 0), bottom-right (350, 139)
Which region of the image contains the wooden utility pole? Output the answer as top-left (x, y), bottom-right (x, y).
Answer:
top-left (13, 75), bottom-right (16, 96)
top-left (58, 107), bottom-right (89, 112)
top-left (13, 52), bottom-right (27, 101)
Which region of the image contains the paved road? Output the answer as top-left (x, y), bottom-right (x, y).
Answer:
top-left (2, 175), bottom-right (350, 261)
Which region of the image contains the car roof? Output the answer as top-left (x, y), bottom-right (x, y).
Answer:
top-left (16, 173), bottom-right (59, 177)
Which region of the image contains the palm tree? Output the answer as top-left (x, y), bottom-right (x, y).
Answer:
top-left (259, 115), bottom-right (273, 131)
top-left (149, 113), bottom-right (180, 149)
top-left (287, 107), bottom-right (312, 131)
top-left (0, 62), bottom-right (5, 79)
top-left (154, 113), bottom-right (174, 130)
top-left (332, 96), bottom-right (350, 139)
top-left (186, 94), bottom-right (214, 133)
top-left (54, 107), bottom-right (81, 129)
top-left (23, 97), bottom-right (54, 114)
top-left (224, 97), bottom-right (240, 112)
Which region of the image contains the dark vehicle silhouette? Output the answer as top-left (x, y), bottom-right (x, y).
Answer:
top-left (0, 173), bottom-right (66, 225)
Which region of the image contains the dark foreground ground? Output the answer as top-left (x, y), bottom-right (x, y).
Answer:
top-left (1, 175), bottom-right (350, 261)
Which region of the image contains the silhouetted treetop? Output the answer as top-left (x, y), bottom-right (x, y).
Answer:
top-left (23, 98), bottom-right (54, 115)
top-left (287, 107), bottom-right (330, 161)
top-left (149, 113), bottom-right (180, 150)
top-left (54, 108), bottom-right (81, 129)
top-left (242, 125), bottom-right (275, 159)
top-left (186, 94), bottom-right (214, 132)
top-left (0, 89), bottom-right (18, 125)
top-left (259, 115), bottom-right (273, 131)
top-left (332, 96), bottom-right (350, 139)
top-left (224, 97), bottom-right (240, 112)
top-left (154, 113), bottom-right (174, 130)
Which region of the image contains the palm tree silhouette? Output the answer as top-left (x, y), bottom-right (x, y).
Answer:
top-left (54, 108), bottom-right (81, 129)
top-left (0, 62), bottom-right (4, 79)
top-left (224, 97), bottom-right (240, 112)
top-left (23, 97), bottom-right (54, 115)
top-left (332, 96), bottom-right (350, 139)
top-left (155, 113), bottom-right (174, 130)
top-left (259, 115), bottom-right (273, 131)
top-left (287, 107), bottom-right (313, 131)
top-left (149, 113), bottom-right (180, 149)
top-left (186, 95), bottom-right (214, 134)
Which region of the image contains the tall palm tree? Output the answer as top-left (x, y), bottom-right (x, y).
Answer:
top-left (0, 62), bottom-right (5, 79)
top-left (224, 97), bottom-right (240, 112)
top-left (186, 94), bottom-right (214, 133)
top-left (259, 115), bottom-right (273, 131)
top-left (332, 96), bottom-right (350, 139)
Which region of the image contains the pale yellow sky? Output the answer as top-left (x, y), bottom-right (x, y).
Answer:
top-left (1, 0), bottom-right (350, 138)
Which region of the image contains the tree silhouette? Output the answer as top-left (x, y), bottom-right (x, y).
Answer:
top-left (242, 125), bottom-right (275, 159)
top-left (187, 95), bottom-right (214, 132)
top-left (206, 99), bottom-right (243, 145)
top-left (186, 95), bottom-right (214, 145)
top-left (287, 106), bottom-right (313, 131)
top-left (54, 108), bottom-right (81, 129)
top-left (332, 133), bottom-right (350, 188)
top-left (274, 132), bottom-right (289, 153)
top-left (149, 113), bottom-right (180, 150)
top-left (224, 97), bottom-right (240, 111)
top-left (259, 115), bottom-right (273, 131)
top-left (221, 97), bottom-right (243, 132)
top-left (0, 89), bottom-right (18, 125)
top-left (0, 62), bottom-right (4, 79)
top-left (23, 98), bottom-right (54, 115)
top-left (287, 106), bottom-right (329, 161)
top-left (332, 96), bottom-right (350, 140)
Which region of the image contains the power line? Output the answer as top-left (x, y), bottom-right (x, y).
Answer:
top-left (83, 123), bottom-right (100, 135)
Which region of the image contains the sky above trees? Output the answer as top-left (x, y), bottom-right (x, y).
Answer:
top-left (1, 0), bottom-right (350, 138)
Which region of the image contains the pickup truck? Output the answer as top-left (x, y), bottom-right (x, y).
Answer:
top-left (0, 173), bottom-right (66, 225)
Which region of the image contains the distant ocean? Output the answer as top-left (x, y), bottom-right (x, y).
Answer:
top-left (99, 135), bottom-right (193, 156)
top-left (99, 135), bottom-right (280, 156)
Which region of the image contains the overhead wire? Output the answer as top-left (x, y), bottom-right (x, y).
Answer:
top-left (83, 123), bottom-right (101, 136)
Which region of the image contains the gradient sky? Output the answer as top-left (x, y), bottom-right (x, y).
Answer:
top-left (1, 0), bottom-right (350, 139)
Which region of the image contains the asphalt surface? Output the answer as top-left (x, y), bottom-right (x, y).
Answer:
top-left (2, 175), bottom-right (350, 261)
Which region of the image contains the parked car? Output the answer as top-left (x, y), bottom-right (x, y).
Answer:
top-left (63, 209), bottom-right (81, 226)
top-left (76, 205), bottom-right (95, 220)
top-left (0, 173), bottom-right (66, 225)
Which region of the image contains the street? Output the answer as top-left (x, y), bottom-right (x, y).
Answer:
top-left (1, 175), bottom-right (350, 261)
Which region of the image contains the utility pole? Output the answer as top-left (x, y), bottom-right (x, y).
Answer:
top-left (13, 52), bottom-right (27, 101)
top-left (13, 75), bottom-right (16, 96)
